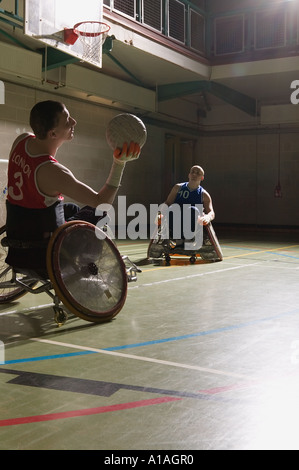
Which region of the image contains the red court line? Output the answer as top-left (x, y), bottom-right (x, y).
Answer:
top-left (200, 382), bottom-right (254, 394)
top-left (2, 376), bottom-right (278, 427)
top-left (0, 381), bottom-right (259, 427)
top-left (0, 396), bottom-right (181, 427)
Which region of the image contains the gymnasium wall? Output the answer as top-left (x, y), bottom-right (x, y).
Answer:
top-left (0, 81), bottom-right (162, 214)
top-left (198, 130), bottom-right (299, 227)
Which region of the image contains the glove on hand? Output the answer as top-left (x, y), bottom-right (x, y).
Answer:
top-left (113, 142), bottom-right (141, 162)
top-left (198, 214), bottom-right (211, 226)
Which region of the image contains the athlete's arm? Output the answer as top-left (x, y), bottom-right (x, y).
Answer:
top-left (164, 184), bottom-right (181, 206)
top-left (200, 190), bottom-right (215, 224)
top-left (36, 161), bottom-right (119, 207)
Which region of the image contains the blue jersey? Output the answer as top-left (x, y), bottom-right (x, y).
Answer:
top-left (174, 182), bottom-right (203, 207)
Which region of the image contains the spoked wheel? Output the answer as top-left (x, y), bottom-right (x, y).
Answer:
top-left (0, 225), bottom-right (34, 303)
top-left (46, 221), bottom-right (128, 323)
top-left (147, 214), bottom-right (166, 260)
top-left (147, 237), bottom-right (165, 259)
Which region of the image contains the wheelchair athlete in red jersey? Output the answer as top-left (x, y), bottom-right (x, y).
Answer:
top-left (6, 100), bottom-right (140, 274)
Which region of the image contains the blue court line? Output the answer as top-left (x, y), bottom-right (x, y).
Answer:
top-left (221, 245), bottom-right (299, 260)
top-left (268, 252), bottom-right (299, 260)
top-left (105, 307), bottom-right (299, 351)
top-left (223, 245), bottom-right (260, 251)
top-left (1, 307), bottom-right (299, 365)
top-left (222, 244), bottom-right (299, 259)
top-left (3, 351), bottom-right (94, 365)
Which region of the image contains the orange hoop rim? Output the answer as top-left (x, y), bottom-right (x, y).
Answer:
top-left (73, 21), bottom-right (110, 38)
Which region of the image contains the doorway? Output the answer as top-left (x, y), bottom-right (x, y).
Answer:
top-left (162, 134), bottom-right (197, 201)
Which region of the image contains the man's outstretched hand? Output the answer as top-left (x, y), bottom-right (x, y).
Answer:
top-left (113, 142), bottom-right (141, 162)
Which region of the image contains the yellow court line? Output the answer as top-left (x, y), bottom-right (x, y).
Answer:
top-left (223, 244), bottom-right (299, 260)
top-left (141, 244), bottom-right (299, 273)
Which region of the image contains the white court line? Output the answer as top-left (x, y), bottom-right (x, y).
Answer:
top-left (0, 263), bottom-right (259, 315)
top-left (128, 261), bottom-right (260, 289)
top-left (0, 303), bottom-right (53, 317)
top-left (31, 337), bottom-right (256, 381)
top-left (0, 261), bottom-right (278, 317)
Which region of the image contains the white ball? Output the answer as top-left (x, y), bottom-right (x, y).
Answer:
top-left (106, 113), bottom-right (147, 150)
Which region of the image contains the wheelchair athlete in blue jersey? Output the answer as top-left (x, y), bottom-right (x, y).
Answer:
top-left (148, 165), bottom-right (223, 264)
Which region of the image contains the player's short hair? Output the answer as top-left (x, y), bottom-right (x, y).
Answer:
top-left (30, 100), bottom-right (65, 139)
top-left (190, 165), bottom-right (204, 176)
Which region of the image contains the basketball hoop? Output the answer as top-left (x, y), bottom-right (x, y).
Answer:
top-left (66, 21), bottom-right (110, 64)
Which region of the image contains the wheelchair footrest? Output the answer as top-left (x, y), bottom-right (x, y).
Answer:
top-left (122, 256), bottom-right (142, 282)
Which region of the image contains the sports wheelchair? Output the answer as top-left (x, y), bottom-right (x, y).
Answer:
top-left (0, 221), bottom-right (141, 326)
top-left (147, 212), bottom-right (223, 264)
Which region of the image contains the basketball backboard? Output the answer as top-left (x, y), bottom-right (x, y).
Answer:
top-left (24, 0), bottom-right (107, 68)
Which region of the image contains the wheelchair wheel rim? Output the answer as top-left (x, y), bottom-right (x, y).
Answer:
top-left (47, 221), bottom-right (127, 321)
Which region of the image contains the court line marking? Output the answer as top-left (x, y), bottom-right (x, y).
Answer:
top-left (129, 261), bottom-right (261, 287)
top-left (0, 258), bottom-right (296, 316)
top-left (0, 259), bottom-right (281, 317)
top-left (1, 249), bottom-right (297, 318)
top-left (2, 360), bottom-right (298, 429)
top-left (0, 303), bottom-right (53, 317)
top-left (24, 305), bottom-right (299, 379)
top-left (4, 304), bottom-right (298, 366)
top-left (2, 366), bottom-right (295, 428)
top-left (0, 262), bottom-right (260, 317)
top-left (224, 244), bottom-right (299, 260)
top-left (0, 243), bottom-right (297, 428)
top-left (30, 337), bottom-right (257, 380)
top-left (120, 241), bottom-right (299, 256)
top-left (140, 244), bottom-right (299, 273)
top-left (0, 255), bottom-right (295, 316)
top-left (0, 397), bottom-right (182, 427)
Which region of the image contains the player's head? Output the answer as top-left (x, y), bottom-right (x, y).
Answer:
top-left (189, 165), bottom-right (204, 183)
top-left (30, 100), bottom-right (66, 139)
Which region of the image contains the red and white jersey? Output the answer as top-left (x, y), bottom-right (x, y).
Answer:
top-left (7, 134), bottom-right (63, 208)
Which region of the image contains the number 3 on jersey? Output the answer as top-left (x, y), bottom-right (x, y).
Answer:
top-left (8, 171), bottom-right (23, 201)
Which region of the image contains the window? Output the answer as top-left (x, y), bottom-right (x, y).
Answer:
top-left (190, 9), bottom-right (205, 53)
top-left (113, 0), bottom-right (135, 19)
top-left (142, 0), bottom-right (162, 32)
top-left (214, 15), bottom-right (244, 55)
top-left (168, 0), bottom-right (185, 44)
top-left (255, 8), bottom-right (286, 49)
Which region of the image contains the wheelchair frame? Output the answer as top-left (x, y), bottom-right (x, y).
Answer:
top-left (0, 221), bottom-right (141, 326)
top-left (147, 213), bottom-right (223, 264)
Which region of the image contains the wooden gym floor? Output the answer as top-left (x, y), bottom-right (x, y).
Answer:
top-left (0, 228), bottom-right (299, 450)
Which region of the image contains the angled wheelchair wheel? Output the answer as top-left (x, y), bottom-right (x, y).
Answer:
top-left (147, 237), bottom-right (164, 259)
top-left (46, 221), bottom-right (128, 323)
top-left (0, 225), bottom-right (34, 303)
top-left (147, 223), bottom-right (165, 260)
